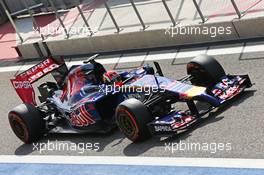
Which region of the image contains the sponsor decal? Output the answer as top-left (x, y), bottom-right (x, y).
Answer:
top-left (17, 57), bottom-right (61, 83)
top-left (12, 80), bottom-right (32, 89)
top-left (154, 125), bottom-right (172, 132)
top-left (171, 114), bottom-right (195, 129)
top-left (212, 77), bottom-right (244, 100)
top-left (10, 78), bottom-right (36, 105)
top-left (10, 57), bottom-right (64, 105)
top-left (70, 106), bottom-right (96, 127)
top-left (218, 86), bottom-right (240, 100)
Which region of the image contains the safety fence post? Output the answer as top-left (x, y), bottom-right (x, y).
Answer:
top-left (21, 0), bottom-right (45, 41)
top-left (231, 0), bottom-right (241, 18)
top-left (104, 1), bottom-right (121, 33)
top-left (0, 0), bottom-right (23, 43)
top-left (76, 1), bottom-right (93, 36)
top-left (48, 0), bottom-right (69, 38)
top-left (192, 0), bottom-right (206, 23)
top-left (129, 0), bottom-right (146, 30)
top-left (161, 0), bottom-right (177, 27)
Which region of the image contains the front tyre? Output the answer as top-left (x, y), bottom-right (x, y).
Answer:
top-left (8, 104), bottom-right (45, 144)
top-left (116, 98), bottom-right (153, 142)
top-left (187, 54), bottom-right (226, 86)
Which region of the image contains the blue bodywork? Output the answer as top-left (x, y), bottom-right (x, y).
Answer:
top-left (49, 62), bottom-right (251, 135)
top-left (58, 64), bottom-right (153, 132)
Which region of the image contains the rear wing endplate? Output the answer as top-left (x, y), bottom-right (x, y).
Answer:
top-left (10, 57), bottom-right (66, 106)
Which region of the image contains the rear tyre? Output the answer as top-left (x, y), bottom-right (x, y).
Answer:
top-left (8, 104), bottom-right (45, 144)
top-left (187, 54), bottom-right (226, 86)
top-left (116, 98), bottom-right (153, 142)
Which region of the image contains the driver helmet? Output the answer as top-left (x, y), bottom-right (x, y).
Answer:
top-left (103, 71), bottom-right (123, 86)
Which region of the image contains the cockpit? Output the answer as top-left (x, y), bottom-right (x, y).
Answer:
top-left (59, 64), bottom-right (105, 104)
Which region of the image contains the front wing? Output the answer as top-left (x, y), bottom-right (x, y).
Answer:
top-left (147, 74), bottom-right (252, 135)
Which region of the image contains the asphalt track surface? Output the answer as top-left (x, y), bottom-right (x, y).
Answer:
top-left (0, 41), bottom-right (263, 158)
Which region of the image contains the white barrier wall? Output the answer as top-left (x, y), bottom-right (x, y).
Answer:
top-left (17, 16), bottom-right (264, 59)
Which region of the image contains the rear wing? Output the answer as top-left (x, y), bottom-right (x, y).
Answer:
top-left (10, 57), bottom-right (67, 106)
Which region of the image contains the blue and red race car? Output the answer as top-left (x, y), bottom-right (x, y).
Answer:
top-left (8, 54), bottom-right (252, 143)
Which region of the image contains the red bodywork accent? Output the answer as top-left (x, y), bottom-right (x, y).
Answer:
top-left (103, 70), bottom-right (123, 86)
top-left (67, 67), bottom-right (87, 98)
top-left (11, 57), bottom-right (64, 106)
top-left (10, 78), bottom-right (36, 106)
top-left (70, 105), bottom-right (96, 127)
top-left (171, 115), bottom-right (195, 129)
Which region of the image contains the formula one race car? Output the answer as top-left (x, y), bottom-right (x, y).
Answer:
top-left (8, 54), bottom-right (155, 143)
top-left (8, 54), bottom-right (252, 143)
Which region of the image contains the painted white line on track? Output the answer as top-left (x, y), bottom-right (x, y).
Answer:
top-left (0, 155), bottom-right (264, 169)
top-left (244, 44), bottom-right (264, 53)
top-left (0, 66), bottom-right (23, 73)
top-left (177, 49), bottom-right (207, 58)
top-left (0, 43), bottom-right (264, 73)
top-left (147, 49), bottom-right (177, 61)
top-left (119, 53), bottom-right (148, 63)
top-left (207, 46), bottom-right (244, 56)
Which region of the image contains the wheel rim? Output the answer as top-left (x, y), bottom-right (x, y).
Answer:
top-left (119, 113), bottom-right (136, 137)
top-left (117, 109), bottom-right (139, 140)
top-left (12, 120), bottom-right (25, 139)
top-left (9, 113), bottom-right (29, 142)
